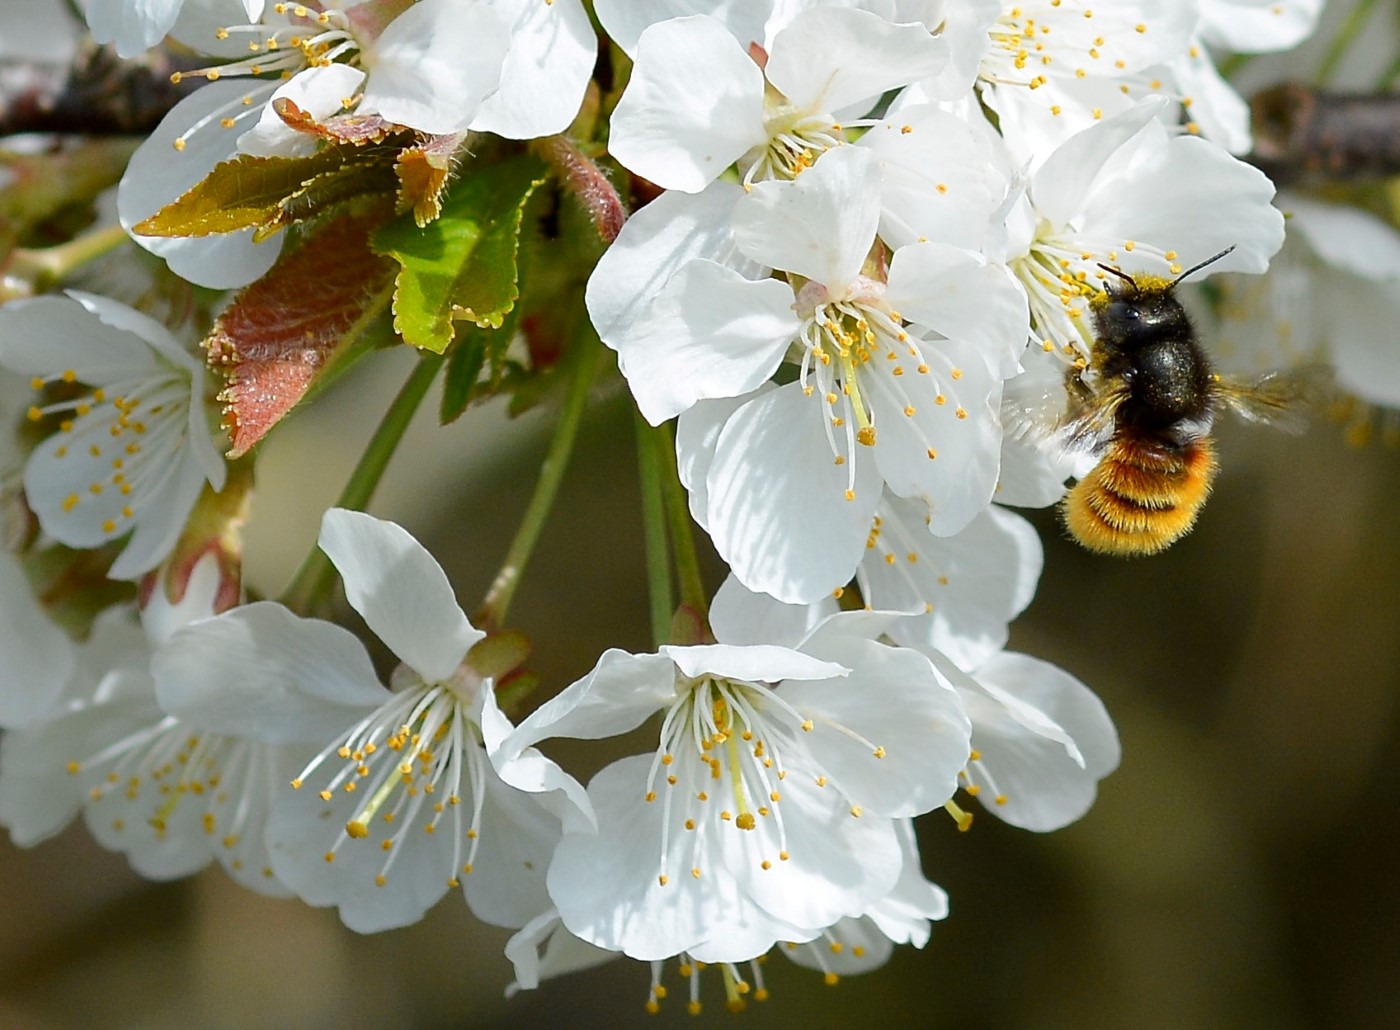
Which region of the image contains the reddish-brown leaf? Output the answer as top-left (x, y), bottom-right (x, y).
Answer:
top-left (206, 213), bottom-right (396, 457)
top-left (272, 97), bottom-right (402, 147)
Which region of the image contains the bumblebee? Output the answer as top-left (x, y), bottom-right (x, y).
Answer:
top-left (1050, 248), bottom-right (1308, 556)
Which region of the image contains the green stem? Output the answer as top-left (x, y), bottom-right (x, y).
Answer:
top-left (475, 336), bottom-right (602, 631)
top-left (656, 421), bottom-right (707, 619)
top-left (280, 351), bottom-right (445, 614)
top-left (6, 224), bottom-right (129, 291)
top-left (1317, 0), bottom-right (1382, 85)
top-left (635, 410), bottom-right (673, 648)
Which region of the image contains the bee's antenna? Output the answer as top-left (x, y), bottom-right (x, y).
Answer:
top-left (1097, 264), bottom-right (1137, 288)
top-left (1174, 245), bottom-right (1236, 283)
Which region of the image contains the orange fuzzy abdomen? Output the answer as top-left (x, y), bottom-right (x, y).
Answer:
top-left (1062, 435), bottom-right (1219, 556)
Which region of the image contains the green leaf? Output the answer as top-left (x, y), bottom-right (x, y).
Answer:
top-left (438, 300), bottom-right (524, 425)
top-left (439, 326), bottom-right (489, 425)
top-left (134, 146), bottom-right (391, 240)
top-left (373, 154), bottom-right (547, 353)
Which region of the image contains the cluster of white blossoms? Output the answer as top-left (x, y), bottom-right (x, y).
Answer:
top-left (0, 0), bottom-right (1369, 1013)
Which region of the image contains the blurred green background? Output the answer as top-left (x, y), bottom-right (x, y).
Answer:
top-left (1, 341), bottom-right (1396, 1029)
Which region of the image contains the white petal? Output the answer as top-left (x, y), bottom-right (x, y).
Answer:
top-left (613, 260), bottom-right (800, 425)
top-left (461, 768), bottom-right (560, 929)
top-left (1079, 125), bottom-right (1284, 278)
top-left (118, 80), bottom-right (283, 289)
top-left (594, 0), bottom-right (772, 57)
top-left (716, 771), bottom-right (904, 933)
top-left (504, 911), bottom-right (618, 995)
top-left (360, 0), bottom-right (510, 135)
top-left (1029, 98), bottom-right (1170, 231)
top-left (318, 509), bottom-right (482, 683)
top-left (732, 145), bottom-right (880, 288)
top-left (481, 686), bottom-right (596, 835)
top-left (105, 452), bottom-right (209, 580)
top-left (265, 767), bottom-right (456, 932)
top-left (1168, 47), bottom-right (1252, 155)
top-left (0, 701), bottom-right (96, 843)
top-left (0, 295), bottom-right (164, 383)
top-left (705, 383), bottom-right (882, 604)
top-left (547, 755), bottom-right (734, 959)
top-left (864, 818), bottom-right (947, 947)
top-left (1198, 0), bottom-right (1324, 52)
top-left (766, 7), bottom-right (947, 113)
top-left (65, 290), bottom-right (203, 373)
top-left (781, 636), bottom-right (970, 815)
top-left (661, 643), bottom-right (847, 684)
top-left (152, 602), bottom-right (388, 743)
top-left (609, 16), bottom-right (767, 192)
top-left (865, 337), bottom-right (1002, 535)
top-left (963, 650), bottom-right (1119, 831)
top-left (585, 181), bottom-right (753, 344)
top-left (866, 500), bottom-right (1042, 670)
top-left (674, 392), bottom-right (762, 529)
top-left (860, 102), bottom-right (1008, 251)
top-left (85, 0), bottom-right (184, 57)
top-left (471, 0), bottom-right (596, 139)
top-left (709, 572), bottom-right (834, 650)
top-left (994, 434), bottom-right (1074, 508)
top-left (886, 241), bottom-right (1030, 377)
top-left (781, 917), bottom-right (895, 974)
top-left (505, 649), bottom-right (679, 754)
top-left (0, 554), bottom-right (76, 729)
top-left (904, 0), bottom-right (999, 101)
top-left (1287, 196), bottom-right (1400, 280)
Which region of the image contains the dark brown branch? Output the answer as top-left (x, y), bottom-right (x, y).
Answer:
top-left (0, 43), bottom-right (201, 138)
top-left (1249, 82), bottom-right (1400, 185)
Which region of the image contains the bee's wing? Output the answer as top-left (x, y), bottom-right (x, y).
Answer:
top-left (1002, 364), bottom-right (1124, 457)
top-left (1214, 365), bottom-right (1332, 434)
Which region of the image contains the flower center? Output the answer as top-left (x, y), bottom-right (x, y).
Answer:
top-left (68, 712), bottom-right (279, 879)
top-left (289, 677), bottom-right (488, 889)
top-left (641, 672), bottom-right (886, 886)
top-left (30, 366), bottom-right (194, 538)
top-left (749, 93), bottom-right (847, 186)
top-left (167, 5), bottom-right (361, 152)
top-left (793, 292), bottom-right (960, 500)
top-left (1012, 229), bottom-right (1184, 365)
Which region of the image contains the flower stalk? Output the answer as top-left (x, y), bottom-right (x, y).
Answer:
top-left (475, 333), bottom-right (602, 631)
top-left (279, 351), bottom-right (445, 615)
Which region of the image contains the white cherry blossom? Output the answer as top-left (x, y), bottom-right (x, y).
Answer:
top-left (706, 579), bottom-right (1119, 833)
top-left (0, 292), bottom-right (227, 580)
top-left (121, 0), bottom-right (596, 288)
top-left (0, 555), bottom-right (291, 894)
top-left (1003, 98), bottom-right (1284, 366)
top-left (492, 609), bottom-right (972, 963)
top-left (905, 0), bottom-right (1197, 157)
top-left (612, 147), bottom-right (1025, 602)
top-left (152, 509), bottom-right (568, 933)
top-left (608, 8), bottom-right (948, 192)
